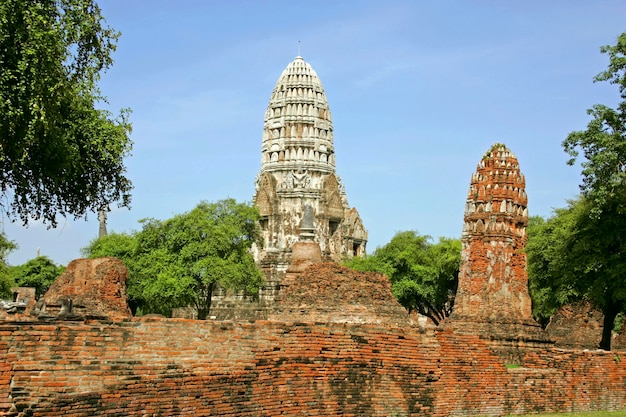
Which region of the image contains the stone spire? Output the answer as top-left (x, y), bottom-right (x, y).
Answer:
top-left (445, 143), bottom-right (552, 361)
top-left (253, 56), bottom-right (367, 264)
top-left (453, 143), bottom-right (532, 322)
top-left (258, 55), bottom-right (336, 176)
top-left (98, 209), bottom-right (108, 239)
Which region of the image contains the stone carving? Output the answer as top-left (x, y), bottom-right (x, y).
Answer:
top-left (0, 287), bottom-right (36, 320)
top-left (58, 297), bottom-right (73, 316)
top-left (253, 56), bottom-right (367, 266)
top-left (0, 300), bottom-right (23, 315)
top-left (293, 169), bottom-right (310, 188)
top-left (447, 143), bottom-right (549, 361)
top-left (453, 143), bottom-right (532, 322)
top-left (284, 170), bottom-right (294, 188)
top-left (283, 169), bottom-right (311, 189)
top-left (254, 173), bottom-right (261, 191)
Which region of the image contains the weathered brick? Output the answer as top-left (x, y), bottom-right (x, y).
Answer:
top-left (3, 318), bottom-right (622, 416)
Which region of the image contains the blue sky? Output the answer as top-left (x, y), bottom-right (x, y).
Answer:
top-left (5, 0), bottom-right (626, 266)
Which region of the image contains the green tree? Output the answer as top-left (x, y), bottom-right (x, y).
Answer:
top-left (557, 33), bottom-right (626, 350)
top-left (0, 232), bottom-right (17, 298)
top-left (345, 231), bottom-right (461, 325)
top-left (342, 254), bottom-right (393, 277)
top-left (526, 198), bottom-right (626, 350)
top-left (11, 256), bottom-right (64, 298)
top-left (82, 232), bottom-right (137, 261)
top-left (96, 199), bottom-right (264, 319)
top-left (526, 212), bottom-right (580, 326)
top-left (0, 0), bottom-right (132, 226)
top-left (563, 33), bottom-right (626, 215)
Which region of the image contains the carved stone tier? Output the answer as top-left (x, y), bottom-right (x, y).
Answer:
top-left (260, 56), bottom-right (335, 172)
top-left (253, 56), bottom-right (367, 267)
top-left (211, 56), bottom-right (367, 318)
top-left (446, 144), bottom-right (553, 362)
top-left (452, 144), bottom-right (532, 322)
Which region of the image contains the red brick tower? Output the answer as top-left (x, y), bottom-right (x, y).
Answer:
top-left (453, 143), bottom-right (533, 323)
top-left (446, 144), bottom-right (550, 361)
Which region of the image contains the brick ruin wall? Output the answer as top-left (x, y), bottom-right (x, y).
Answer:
top-left (3, 143), bottom-right (626, 416)
top-left (2, 317), bottom-right (626, 417)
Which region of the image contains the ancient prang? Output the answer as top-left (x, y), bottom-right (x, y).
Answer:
top-left (252, 55), bottom-right (367, 299)
top-left (446, 143), bottom-right (548, 358)
top-left (454, 143), bottom-right (532, 321)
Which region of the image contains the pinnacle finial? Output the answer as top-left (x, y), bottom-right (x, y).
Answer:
top-left (297, 40), bottom-right (301, 57)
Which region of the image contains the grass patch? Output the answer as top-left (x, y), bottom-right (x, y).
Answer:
top-left (505, 412), bottom-right (626, 417)
top-left (504, 363), bottom-right (522, 369)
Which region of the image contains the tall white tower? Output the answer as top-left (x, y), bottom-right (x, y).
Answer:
top-left (253, 56), bottom-right (367, 288)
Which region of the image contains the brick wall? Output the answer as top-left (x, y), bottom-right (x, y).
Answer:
top-left (545, 301), bottom-right (605, 349)
top-left (271, 262), bottom-right (411, 325)
top-left (39, 258), bottom-right (131, 320)
top-left (2, 318), bottom-right (626, 416)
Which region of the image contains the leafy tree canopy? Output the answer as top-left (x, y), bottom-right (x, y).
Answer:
top-left (563, 33), bottom-right (626, 215)
top-left (81, 232), bottom-right (136, 263)
top-left (82, 199), bottom-right (264, 319)
top-left (10, 256), bottom-right (64, 298)
top-left (545, 33), bottom-right (626, 350)
top-left (526, 211), bottom-right (582, 324)
top-left (0, 0), bottom-right (132, 226)
top-left (0, 232), bottom-right (17, 298)
top-left (0, 232), bottom-right (17, 264)
top-left (345, 231), bottom-right (461, 325)
top-left (526, 197), bottom-right (626, 350)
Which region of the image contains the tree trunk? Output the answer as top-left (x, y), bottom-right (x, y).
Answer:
top-left (600, 298), bottom-right (622, 351)
top-left (197, 282), bottom-right (216, 320)
top-left (419, 304), bottom-right (444, 327)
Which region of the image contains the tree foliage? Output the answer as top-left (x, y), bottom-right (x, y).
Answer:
top-left (82, 199), bottom-right (264, 319)
top-left (0, 0), bottom-right (132, 226)
top-left (345, 231), bottom-right (461, 325)
top-left (81, 232), bottom-right (137, 261)
top-left (526, 197), bottom-right (626, 350)
top-left (0, 232), bottom-right (17, 298)
top-left (563, 33), bottom-right (626, 215)
top-left (10, 256), bottom-right (64, 298)
top-left (526, 210), bottom-right (582, 325)
top-left (545, 33), bottom-right (626, 350)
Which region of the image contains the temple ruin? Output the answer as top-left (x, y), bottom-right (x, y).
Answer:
top-left (446, 143), bottom-right (550, 360)
top-left (252, 55), bottom-right (367, 301)
top-left (454, 143), bottom-right (533, 322)
top-left (33, 257), bottom-right (132, 320)
top-left (3, 228), bottom-right (626, 415)
top-left (3, 61), bottom-right (626, 416)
